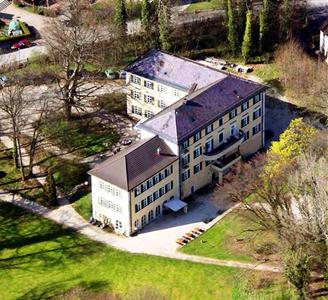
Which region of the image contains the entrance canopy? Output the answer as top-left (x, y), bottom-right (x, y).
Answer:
top-left (164, 198), bottom-right (187, 212)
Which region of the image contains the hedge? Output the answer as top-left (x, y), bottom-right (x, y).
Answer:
top-left (0, 22), bottom-right (31, 43)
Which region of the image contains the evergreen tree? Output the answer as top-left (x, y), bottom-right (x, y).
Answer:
top-left (242, 10), bottom-right (253, 63)
top-left (237, 0), bottom-right (247, 43)
top-left (259, 0), bottom-right (271, 53)
top-left (280, 0), bottom-right (292, 41)
top-left (141, 0), bottom-right (151, 33)
top-left (115, 0), bottom-right (127, 33)
top-left (227, 0), bottom-right (239, 55)
top-left (44, 168), bottom-right (57, 207)
top-left (158, 0), bottom-right (170, 51)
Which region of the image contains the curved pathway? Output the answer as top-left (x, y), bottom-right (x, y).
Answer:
top-left (0, 190), bottom-right (282, 273)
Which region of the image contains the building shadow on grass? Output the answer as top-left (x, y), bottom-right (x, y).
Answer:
top-left (16, 280), bottom-right (112, 300)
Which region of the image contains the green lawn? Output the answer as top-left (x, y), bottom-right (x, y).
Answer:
top-left (186, 0), bottom-right (224, 12)
top-left (181, 209), bottom-right (279, 263)
top-left (73, 193), bottom-right (92, 221)
top-left (0, 202), bottom-right (291, 300)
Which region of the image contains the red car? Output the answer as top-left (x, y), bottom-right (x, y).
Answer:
top-left (11, 39), bottom-right (32, 50)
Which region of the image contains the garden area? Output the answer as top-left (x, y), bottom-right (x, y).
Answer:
top-left (73, 193), bottom-right (92, 221)
top-left (181, 208), bottom-right (280, 264)
top-left (0, 202), bottom-right (295, 300)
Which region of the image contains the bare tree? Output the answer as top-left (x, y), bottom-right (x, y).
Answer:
top-left (44, 0), bottom-right (109, 120)
top-left (0, 85), bottom-right (27, 180)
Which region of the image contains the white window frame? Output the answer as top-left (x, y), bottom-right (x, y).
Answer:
top-left (144, 94), bottom-right (154, 104)
top-left (158, 99), bottom-right (166, 108)
top-left (131, 105), bottom-right (142, 116)
top-left (144, 80), bottom-right (154, 89)
top-left (145, 109), bottom-right (154, 118)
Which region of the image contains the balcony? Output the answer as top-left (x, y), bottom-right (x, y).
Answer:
top-left (204, 130), bottom-right (245, 161)
top-left (211, 152), bottom-right (241, 172)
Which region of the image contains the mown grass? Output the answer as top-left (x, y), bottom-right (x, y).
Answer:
top-left (181, 209), bottom-right (279, 263)
top-left (186, 0), bottom-right (224, 12)
top-left (0, 202), bottom-right (290, 300)
top-left (73, 193), bottom-right (92, 221)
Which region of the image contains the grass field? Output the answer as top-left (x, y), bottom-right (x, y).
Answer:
top-left (73, 193), bottom-right (92, 221)
top-left (181, 209), bottom-right (279, 263)
top-left (0, 202), bottom-right (292, 300)
top-left (186, 0), bottom-right (224, 12)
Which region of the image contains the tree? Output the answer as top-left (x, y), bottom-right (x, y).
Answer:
top-left (237, 0), bottom-right (247, 43)
top-left (141, 0), bottom-right (151, 34)
top-left (0, 84), bottom-right (27, 180)
top-left (44, 168), bottom-right (57, 206)
top-left (45, 0), bottom-right (108, 120)
top-left (280, 0), bottom-right (293, 41)
top-left (259, 0), bottom-right (271, 53)
top-left (158, 0), bottom-right (171, 51)
top-left (241, 10), bottom-right (253, 63)
top-left (284, 248), bottom-right (311, 300)
top-left (115, 0), bottom-right (127, 33)
top-left (227, 0), bottom-right (239, 55)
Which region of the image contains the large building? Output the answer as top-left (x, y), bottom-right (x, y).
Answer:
top-left (320, 20), bottom-right (328, 63)
top-left (89, 50), bottom-right (267, 236)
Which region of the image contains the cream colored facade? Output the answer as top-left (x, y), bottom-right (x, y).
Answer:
top-left (178, 92), bottom-right (265, 198)
top-left (130, 160), bottom-right (180, 231)
top-left (126, 72), bottom-right (188, 120)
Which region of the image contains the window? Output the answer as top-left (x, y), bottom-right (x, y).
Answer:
top-left (141, 215), bottom-right (147, 226)
top-left (182, 153), bottom-right (190, 166)
top-left (229, 108), bottom-right (238, 119)
top-left (131, 90), bottom-right (141, 100)
top-left (241, 101), bottom-right (249, 112)
top-left (159, 170), bottom-right (166, 181)
top-left (115, 220), bottom-right (122, 229)
top-left (253, 94), bottom-right (260, 104)
top-left (205, 124), bottom-right (213, 134)
top-left (131, 75), bottom-right (141, 85)
top-left (98, 197), bottom-right (122, 213)
top-left (141, 199), bottom-right (147, 209)
top-left (230, 123), bottom-right (237, 136)
top-left (205, 139), bottom-right (213, 153)
top-left (158, 99), bottom-right (166, 108)
top-left (182, 139), bottom-right (189, 149)
top-left (193, 162), bottom-right (203, 174)
top-left (245, 131), bottom-right (250, 140)
top-left (172, 89), bottom-right (181, 97)
top-left (253, 107), bottom-right (261, 120)
top-left (147, 194), bottom-right (153, 205)
top-left (182, 169), bottom-right (190, 182)
top-left (241, 115), bottom-right (249, 128)
top-left (218, 131), bottom-right (224, 143)
top-left (253, 124), bottom-right (261, 135)
top-left (194, 131), bottom-right (201, 143)
top-left (147, 179), bottom-right (153, 189)
top-left (131, 105), bottom-right (142, 116)
top-left (156, 205), bottom-right (161, 216)
top-left (159, 187), bottom-right (165, 197)
top-left (153, 174), bottom-right (160, 185)
top-left (134, 186), bottom-right (141, 197)
top-left (218, 117), bottom-right (223, 126)
top-left (134, 219), bottom-right (139, 229)
top-left (153, 190), bottom-right (159, 200)
top-left (157, 84), bottom-right (167, 93)
top-left (148, 210), bottom-right (154, 222)
top-left (165, 182), bottom-right (173, 193)
top-left (135, 203), bottom-right (142, 213)
top-left (193, 145), bottom-right (202, 159)
top-left (144, 94), bottom-right (154, 104)
top-left (141, 182), bottom-right (148, 192)
top-left (144, 80), bottom-right (154, 89)
top-left (145, 110), bottom-right (154, 118)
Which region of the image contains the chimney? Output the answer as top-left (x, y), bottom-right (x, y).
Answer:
top-left (156, 148), bottom-right (161, 156)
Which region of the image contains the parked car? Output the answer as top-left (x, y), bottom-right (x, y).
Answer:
top-left (235, 65), bottom-right (253, 73)
top-left (104, 68), bottom-right (117, 79)
top-left (0, 75), bottom-right (9, 87)
top-left (11, 39), bottom-right (32, 50)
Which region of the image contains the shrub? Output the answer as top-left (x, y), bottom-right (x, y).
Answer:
top-left (0, 22), bottom-right (31, 43)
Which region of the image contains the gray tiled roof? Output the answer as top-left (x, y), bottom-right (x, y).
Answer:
top-left (139, 76), bottom-right (266, 144)
top-left (89, 136), bottom-right (178, 191)
top-left (125, 49), bottom-right (227, 91)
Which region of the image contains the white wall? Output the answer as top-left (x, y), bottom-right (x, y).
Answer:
top-left (320, 31), bottom-right (328, 57)
top-left (91, 176), bottom-right (131, 235)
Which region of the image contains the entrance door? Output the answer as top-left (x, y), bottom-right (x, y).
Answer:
top-left (230, 124), bottom-right (237, 137)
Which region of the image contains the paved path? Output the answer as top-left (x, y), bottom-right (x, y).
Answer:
top-left (0, 189), bottom-right (281, 273)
